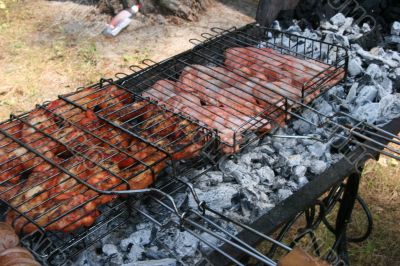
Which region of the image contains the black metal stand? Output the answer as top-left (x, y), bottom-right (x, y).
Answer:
top-left (330, 172), bottom-right (361, 265)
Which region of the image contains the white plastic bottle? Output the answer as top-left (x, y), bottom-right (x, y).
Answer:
top-left (102, 4), bottom-right (141, 37)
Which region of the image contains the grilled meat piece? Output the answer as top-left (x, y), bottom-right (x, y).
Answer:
top-left (0, 121), bottom-right (43, 183)
top-left (0, 139), bottom-right (25, 184)
top-left (65, 85), bottom-right (136, 122)
top-left (1, 155), bottom-right (122, 233)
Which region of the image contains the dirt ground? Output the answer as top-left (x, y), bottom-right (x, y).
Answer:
top-left (0, 0), bottom-right (255, 120)
top-left (0, 1), bottom-right (399, 265)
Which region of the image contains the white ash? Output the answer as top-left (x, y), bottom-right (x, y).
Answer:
top-left (386, 21), bottom-right (400, 47)
top-left (348, 57), bottom-right (363, 76)
top-left (330, 13), bottom-right (346, 27)
top-left (392, 22), bottom-right (400, 36)
top-left (158, 230), bottom-right (199, 261)
top-left (361, 23), bottom-right (371, 34)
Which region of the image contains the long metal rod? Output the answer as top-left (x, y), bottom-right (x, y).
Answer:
top-left (148, 194), bottom-right (280, 266)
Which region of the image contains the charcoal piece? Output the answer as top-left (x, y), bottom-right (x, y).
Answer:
top-left (120, 228), bottom-right (153, 251)
top-left (365, 64), bottom-right (383, 79)
top-left (378, 77), bottom-right (393, 99)
top-left (272, 140), bottom-right (284, 150)
top-left (309, 160), bottom-right (328, 175)
top-left (255, 166), bottom-right (275, 184)
top-left (313, 100), bottom-right (334, 116)
top-left (273, 156), bottom-right (288, 168)
top-left (171, 231), bottom-right (199, 259)
top-left (277, 188), bottom-right (293, 201)
top-left (320, 20), bottom-right (338, 31)
top-left (287, 154), bottom-right (303, 167)
top-left (144, 246), bottom-right (169, 260)
top-left (188, 185), bottom-right (238, 213)
top-left (198, 232), bottom-right (219, 253)
top-left (294, 144), bottom-right (306, 154)
top-left (126, 245), bottom-right (145, 262)
top-left (280, 166), bottom-right (292, 179)
top-left (102, 244), bottom-right (119, 256)
top-left (330, 13), bottom-right (346, 27)
top-left (195, 171), bottom-right (224, 190)
top-left (307, 142), bottom-right (327, 158)
top-left (378, 94), bottom-right (400, 123)
top-left (355, 86), bottom-right (378, 106)
top-left (392, 21), bottom-right (400, 36)
top-left (354, 102), bottom-right (380, 123)
top-left (345, 82), bottom-right (359, 103)
top-left (293, 165), bottom-right (307, 178)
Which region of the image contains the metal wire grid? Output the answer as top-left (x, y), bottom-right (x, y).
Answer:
top-left (20, 199), bottom-right (132, 264)
top-left (21, 154), bottom-right (212, 265)
top-left (61, 79), bottom-right (213, 162)
top-left (114, 26), bottom-right (346, 153)
top-left (117, 60), bottom-right (286, 153)
top-left (131, 25), bottom-right (399, 161)
top-left (0, 82), bottom-right (213, 263)
top-left (0, 99), bottom-right (168, 230)
top-left (193, 25), bottom-right (348, 99)
top-left (194, 29), bottom-right (346, 102)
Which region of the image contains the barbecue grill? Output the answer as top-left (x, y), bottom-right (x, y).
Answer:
top-left (1, 7), bottom-right (400, 266)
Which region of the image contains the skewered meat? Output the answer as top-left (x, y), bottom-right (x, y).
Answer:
top-left (225, 47), bottom-right (323, 75)
top-left (66, 85), bottom-right (131, 110)
top-left (170, 122), bottom-right (207, 161)
top-left (22, 109), bottom-right (61, 154)
top-left (0, 101), bottom-right (170, 233)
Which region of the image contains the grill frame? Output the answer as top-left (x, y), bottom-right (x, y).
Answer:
top-left (0, 25), bottom-right (354, 265)
top-left (117, 24), bottom-right (348, 152)
top-left (0, 81), bottom-right (214, 264)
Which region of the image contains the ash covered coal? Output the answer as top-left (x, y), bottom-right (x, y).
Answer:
top-left (74, 193), bottom-right (237, 266)
top-left (74, 15), bottom-right (400, 266)
top-left (266, 15), bottom-right (400, 125)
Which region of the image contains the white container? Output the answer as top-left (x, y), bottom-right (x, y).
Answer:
top-left (103, 4), bottom-right (141, 37)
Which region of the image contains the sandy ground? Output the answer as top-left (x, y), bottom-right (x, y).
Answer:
top-left (0, 0), bottom-right (255, 120)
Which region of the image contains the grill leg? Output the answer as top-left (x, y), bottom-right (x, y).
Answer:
top-left (331, 172), bottom-right (361, 265)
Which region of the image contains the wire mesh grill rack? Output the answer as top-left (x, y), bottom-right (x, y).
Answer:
top-left (117, 24), bottom-right (348, 153)
top-left (0, 80), bottom-right (213, 264)
top-left (0, 25), bottom-right (354, 265)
